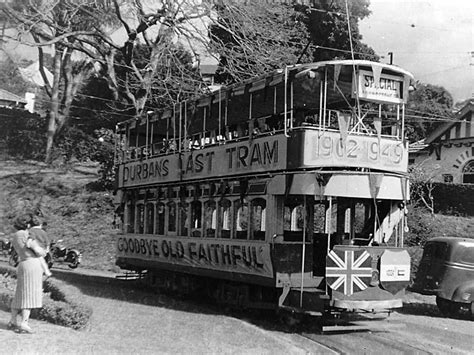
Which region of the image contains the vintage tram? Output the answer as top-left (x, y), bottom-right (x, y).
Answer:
top-left (113, 60), bottom-right (414, 317)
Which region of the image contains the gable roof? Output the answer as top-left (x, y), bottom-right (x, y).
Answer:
top-left (425, 100), bottom-right (474, 144)
top-left (0, 88), bottom-right (26, 105)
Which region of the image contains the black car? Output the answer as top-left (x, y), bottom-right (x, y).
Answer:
top-left (412, 237), bottom-right (474, 317)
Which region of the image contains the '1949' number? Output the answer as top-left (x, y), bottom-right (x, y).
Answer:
top-left (315, 135), bottom-right (403, 164)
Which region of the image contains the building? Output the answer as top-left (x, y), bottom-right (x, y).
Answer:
top-left (409, 100), bottom-right (474, 184)
top-left (0, 88), bottom-right (27, 109)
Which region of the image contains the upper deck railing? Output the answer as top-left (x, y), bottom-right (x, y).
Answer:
top-left (115, 60), bottom-right (415, 165)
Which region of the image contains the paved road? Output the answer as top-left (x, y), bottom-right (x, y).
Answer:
top-left (0, 265), bottom-right (331, 354)
top-left (1, 264), bottom-right (473, 354)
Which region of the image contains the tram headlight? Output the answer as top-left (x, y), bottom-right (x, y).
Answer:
top-left (370, 270), bottom-right (380, 286)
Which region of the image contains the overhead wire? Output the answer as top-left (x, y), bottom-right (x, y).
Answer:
top-left (4, 4), bottom-right (470, 124)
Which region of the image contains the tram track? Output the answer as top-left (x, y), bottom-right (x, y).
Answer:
top-left (1, 259), bottom-right (470, 354)
top-left (298, 328), bottom-right (431, 354)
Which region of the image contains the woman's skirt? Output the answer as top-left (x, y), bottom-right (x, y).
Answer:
top-left (11, 258), bottom-right (43, 309)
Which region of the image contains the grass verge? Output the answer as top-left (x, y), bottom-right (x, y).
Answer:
top-left (0, 265), bottom-right (92, 330)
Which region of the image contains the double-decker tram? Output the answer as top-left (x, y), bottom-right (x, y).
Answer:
top-left (113, 60), bottom-right (414, 318)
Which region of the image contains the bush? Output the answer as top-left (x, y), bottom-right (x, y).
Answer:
top-left (0, 266), bottom-right (92, 330)
top-left (433, 182), bottom-right (474, 216)
top-left (53, 126), bottom-right (99, 164)
top-left (405, 206), bottom-right (435, 247)
top-left (0, 108), bottom-right (48, 160)
top-left (38, 300), bottom-right (91, 330)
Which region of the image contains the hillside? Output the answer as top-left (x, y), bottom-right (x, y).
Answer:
top-left (0, 159), bottom-right (118, 272)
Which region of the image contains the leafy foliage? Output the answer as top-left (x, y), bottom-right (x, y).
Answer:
top-left (53, 126), bottom-right (99, 164)
top-left (408, 164), bottom-right (435, 213)
top-left (0, 107), bottom-right (48, 160)
top-left (91, 128), bottom-right (116, 190)
top-left (405, 206), bottom-right (435, 246)
top-left (0, 57), bottom-right (31, 96)
top-left (406, 83), bottom-right (454, 142)
top-left (211, 2), bottom-right (310, 84)
top-left (296, 0), bottom-right (378, 61)
top-left (432, 182), bottom-right (474, 216)
top-left (0, 269), bottom-right (92, 330)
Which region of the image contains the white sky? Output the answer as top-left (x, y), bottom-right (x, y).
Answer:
top-left (359, 0), bottom-right (473, 103)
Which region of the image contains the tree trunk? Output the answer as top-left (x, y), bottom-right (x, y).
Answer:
top-left (45, 50), bottom-right (63, 163)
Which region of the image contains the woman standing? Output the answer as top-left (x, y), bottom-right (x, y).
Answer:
top-left (8, 215), bottom-right (46, 334)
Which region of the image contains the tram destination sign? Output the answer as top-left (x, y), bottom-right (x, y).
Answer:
top-left (356, 70), bottom-right (404, 104)
top-left (118, 135), bottom-right (287, 188)
top-left (117, 234), bottom-right (274, 278)
top-left (303, 130), bottom-right (408, 173)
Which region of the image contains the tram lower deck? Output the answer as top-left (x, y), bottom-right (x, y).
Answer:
top-left (116, 171), bottom-right (411, 314)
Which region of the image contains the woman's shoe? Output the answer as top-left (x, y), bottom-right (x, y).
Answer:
top-left (18, 322), bottom-right (34, 334)
top-left (7, 322), bottom-right (17, 330)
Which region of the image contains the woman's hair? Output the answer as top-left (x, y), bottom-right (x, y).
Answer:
top-left (13, 215), bottom-right (30, 230)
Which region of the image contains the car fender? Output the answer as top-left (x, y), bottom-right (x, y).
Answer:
top-left (451, 280), bottom-right (474, 303)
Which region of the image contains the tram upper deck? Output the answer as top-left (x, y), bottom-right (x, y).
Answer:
top-left (115, 60), bottom-right (415, 188)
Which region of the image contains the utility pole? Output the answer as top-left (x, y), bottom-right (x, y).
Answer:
top-left (388, 52), bottom-right (393, 65)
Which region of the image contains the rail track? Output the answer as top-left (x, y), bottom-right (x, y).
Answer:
top-left (1, 259), bottom-right (471, 354)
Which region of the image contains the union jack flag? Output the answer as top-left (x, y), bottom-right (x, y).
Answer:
top-left (326, 249), bottom-right (373, 296)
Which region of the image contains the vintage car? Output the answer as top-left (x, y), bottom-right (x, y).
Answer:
top-left (412, 237), bottom-right (474, 317)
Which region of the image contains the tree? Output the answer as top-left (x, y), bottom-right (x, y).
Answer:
top-left (295, 0), bottom-right (378, 62)
top-left (210, 1), bottom-right (311, 84)
top-left (211, 0), bottom-right (378, 85)
top-left (1, 0), bottom-right (379, 164)
top-left (1, 0), bottom-right (118, 162)
top-left (408, 163), bottom-right (436, 214)
top-left (406, 83), bottom-right (454, 142)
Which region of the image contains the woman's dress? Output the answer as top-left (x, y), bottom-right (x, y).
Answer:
top-left (11, 230), bottom-right (43, 309)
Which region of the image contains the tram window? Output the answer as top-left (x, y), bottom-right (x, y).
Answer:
top-left (354, 202), bottom-right (369, 235)
top-left (326, 201), bottom-right (337, 235)
top-left (127, 202), bottom-right (135, 233)
top-left (168, 202), bottom-right (177, 233)
top-left (156, 203), bottom-right (165, 235)
top-left (313, 203), bottom-right (326, 233)
top-left (219, 199), bottom-right (231, 238)
top-left (283, 197), bottom-right (311, 241)
top-left (145, 203), bottom-right (154, 234)
top-left (250, 198), bottom-right (266, 241)
top-left (204, 200), bottom-right (217, 238)
top-left (137, 204), bottom-right (144, 234)
top-left (190, 201), bottom-right (202, 237)
top-left (179, 202), bottom-right (189, 237)
top-left (235, 200), bottom-right (249, 240)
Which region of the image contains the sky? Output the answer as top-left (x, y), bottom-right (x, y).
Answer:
top-left (359, 0), bottom-right (473, 104)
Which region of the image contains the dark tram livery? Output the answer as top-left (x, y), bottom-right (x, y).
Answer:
top-left (113, 60), bottom-right (414, 316)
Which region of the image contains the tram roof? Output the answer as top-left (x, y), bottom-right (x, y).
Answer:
top-left (292, 59), bottom-right (415, 82)
top-left (118, 60), bottom-right (415, 129)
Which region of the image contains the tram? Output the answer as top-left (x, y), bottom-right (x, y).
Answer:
top-left (113, 60), bottom-right (414, 316)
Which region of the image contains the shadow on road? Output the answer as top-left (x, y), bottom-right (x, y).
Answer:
top-left (45, 266), bottom-right (318, 333)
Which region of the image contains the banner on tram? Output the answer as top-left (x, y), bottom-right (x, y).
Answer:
top-left (117, 234), bottom-right (274, 278)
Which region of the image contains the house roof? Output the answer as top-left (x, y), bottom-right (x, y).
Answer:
top-left (425, 100), bottom-right (474, 144)
top-left (408, 139), bottom-right (429, 154)
top-left (0, 88), bottom-right (26, 104)
top-left (199, 64), bottom-right (218, 75)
